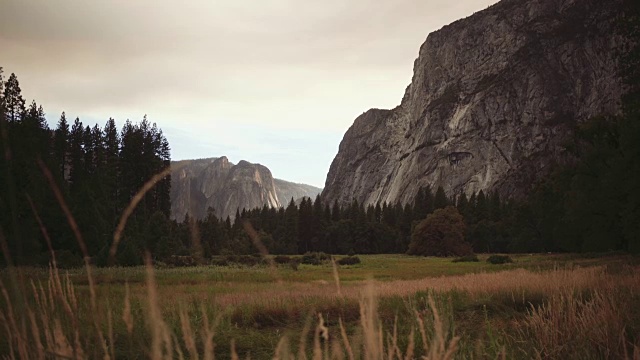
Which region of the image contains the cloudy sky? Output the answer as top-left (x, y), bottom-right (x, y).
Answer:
top-left (0, 0), bottom-right (498, 188)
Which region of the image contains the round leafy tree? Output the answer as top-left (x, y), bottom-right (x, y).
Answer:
top-left (408, 206), bottom-right (472, 257)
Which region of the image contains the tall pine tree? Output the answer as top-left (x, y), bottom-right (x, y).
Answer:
top-left (3, 73), bottom-right (25, 123)
top-left (53, 112), bottom-right (70, 180)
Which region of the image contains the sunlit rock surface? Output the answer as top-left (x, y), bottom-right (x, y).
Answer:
top-left (323, 0), bottom-right (625, 207)
top-left (171, 157), bottom-right (321, 220)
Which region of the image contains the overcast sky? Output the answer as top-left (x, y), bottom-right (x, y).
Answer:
top-left (0, 0), bottom-right (498, 188)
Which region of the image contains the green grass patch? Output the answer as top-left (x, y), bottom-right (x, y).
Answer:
top-left (1, 253), bottom-right (638, 359)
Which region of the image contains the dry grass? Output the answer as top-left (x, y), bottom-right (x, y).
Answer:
top-left (1, 164), bottom-right (638, 359)
top-left (269, 281), bottom-right (459, 360)
top-left (190, 265), bottom-right (616, 309)
top-left (519, 272), bottom-right (640, 360)
top-left (0, 261), bottom-right (462, 360)
top-left (1, 260), bottom-right (639, 359)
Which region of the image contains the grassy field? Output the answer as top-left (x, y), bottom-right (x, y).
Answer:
top-left (1, 253), bottom-right (639, 359)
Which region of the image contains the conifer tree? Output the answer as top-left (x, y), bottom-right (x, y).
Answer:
top-left (22, 101), bottom-right (49, 158)
top-left (69, 117), bottom-right (85, 192)
top-left (323, 203), bottom-right (332, 223)
top-left (413, 187), bottom-right (428, 220)
top-left (382, 202), bottom-right (396, 228)
top-left (313, 194), bottom-right (323, 220)
top-left (83, 125), bottom-right (95, 175)
top-left (434, 186), bottom-right (449, 210)
top-left (366, 204), bottom-right (376, 223)
top-left (298, 197), bottom-right (313, 253)
top-left (103, 118), bottom-right (120, 221)
top-left (54, 112), bottom-right (70, 180)
top-left (374, 202), bottom-right (382, 223)
top-left (3, 73), bottom-right (25, 123)
top-left (282, 198), bottom-right (299, 254)
top-left (156, 130), bottom-right (171, 217)
top-left (331, 200), bottom-right (341, 222)
top-left (468, 193), bottom-right (477, 223)
top-left (0, 76), bottom-right (48, 263)
top-left (456, 192), bottom-right (470, 219)
top-left (424, 186), bottom-right (435, 214)
top-left (118, 119), bottom-right (137, 205)
top-left (310, 195), bottom-right (325, 250)
top-left (475, 190), bottom-right (488, 221)
top-left (91, 124), bottom-right (105, 171)
top-left (24, 101), bottom-right (47, 130)
top-left (489, 191), bottom-right (502, 222)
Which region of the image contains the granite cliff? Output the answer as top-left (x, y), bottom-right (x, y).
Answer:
top-left (171, 157), bottom-right (321, 221)
top-left (273, 179), bottom-right (323, 205)
top-left (323, 0), bottom-right (626, 207)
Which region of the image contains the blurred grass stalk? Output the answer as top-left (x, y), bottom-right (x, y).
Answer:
top-left (1, 259), bottom-right (640, 359)
top-left (1, 164), bottom-right (638, 359)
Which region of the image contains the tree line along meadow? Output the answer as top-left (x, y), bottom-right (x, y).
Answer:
top-left (1, 57), bottom-right (639, 268)
top-left (1, 7), bottom-right (639, 360)
top-left (0, 69), bottom-right (171, 267)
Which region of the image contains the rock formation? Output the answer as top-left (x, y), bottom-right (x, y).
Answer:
top-left (323, 0), bottom-right (626, 207)
top-left (274, 179), bottom-right (323, 205)
top-left (171, 157), bottom-right (321, 221)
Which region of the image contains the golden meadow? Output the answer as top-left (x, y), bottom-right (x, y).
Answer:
top-left (1, 253), bottom-right (639, 359)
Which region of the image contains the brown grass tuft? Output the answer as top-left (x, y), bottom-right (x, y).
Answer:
top-left (520, 290), bottom-right (637, 359)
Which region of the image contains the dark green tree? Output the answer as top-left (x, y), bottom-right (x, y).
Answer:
top-left (433, 186), bottom-right (449, 210)
top-left (53, 112), bottom-right (70, 180)
top-left (68, 117), bottom-right (85, 191)
top-left (408, 206), bottom-right (471, 257)
top-left (331, 200), bottom-right (341, 222)
top-left (413, 187), bottom-right (428, 220)
top-left (3, 73), bottom-right (25, 123)
top-left (456, 192), bottom-right (470, 219)
top-left (283, 198), bottom-right (299, 253)
top-left (103, 118), bottom-right (120, 224)
top-left (474, 191), bottom-right (489, 221)
top-left (297, 197), bottom-right (313, 253)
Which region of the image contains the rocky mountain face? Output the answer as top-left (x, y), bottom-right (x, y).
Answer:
top-left (274, 179), bottom-right (323, 205)
top-left (323, 0), bottom-right (626, 207)
top-left (171, 157), bottom-right (321, 221)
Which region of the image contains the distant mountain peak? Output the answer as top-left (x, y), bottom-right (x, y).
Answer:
top-left (170, 156), bottom-right (321, 220)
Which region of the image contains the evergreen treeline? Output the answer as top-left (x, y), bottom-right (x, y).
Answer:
top-left (0, 69), bottom-right (172, 266)
top-left (502, 115), bottom-right (640, 253)
top-left (180, 187), bottom-right (514, 257)
top-left (3, 63), bottom-right (637, 267)
top-left (1, 4), bottom-right (639, 268)
top-left (172, 5), bottom-right (640, 258)
top-left (502, 5), bottom-right (640, 254)
top-left (186, 132), bottom-right (640, 256)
